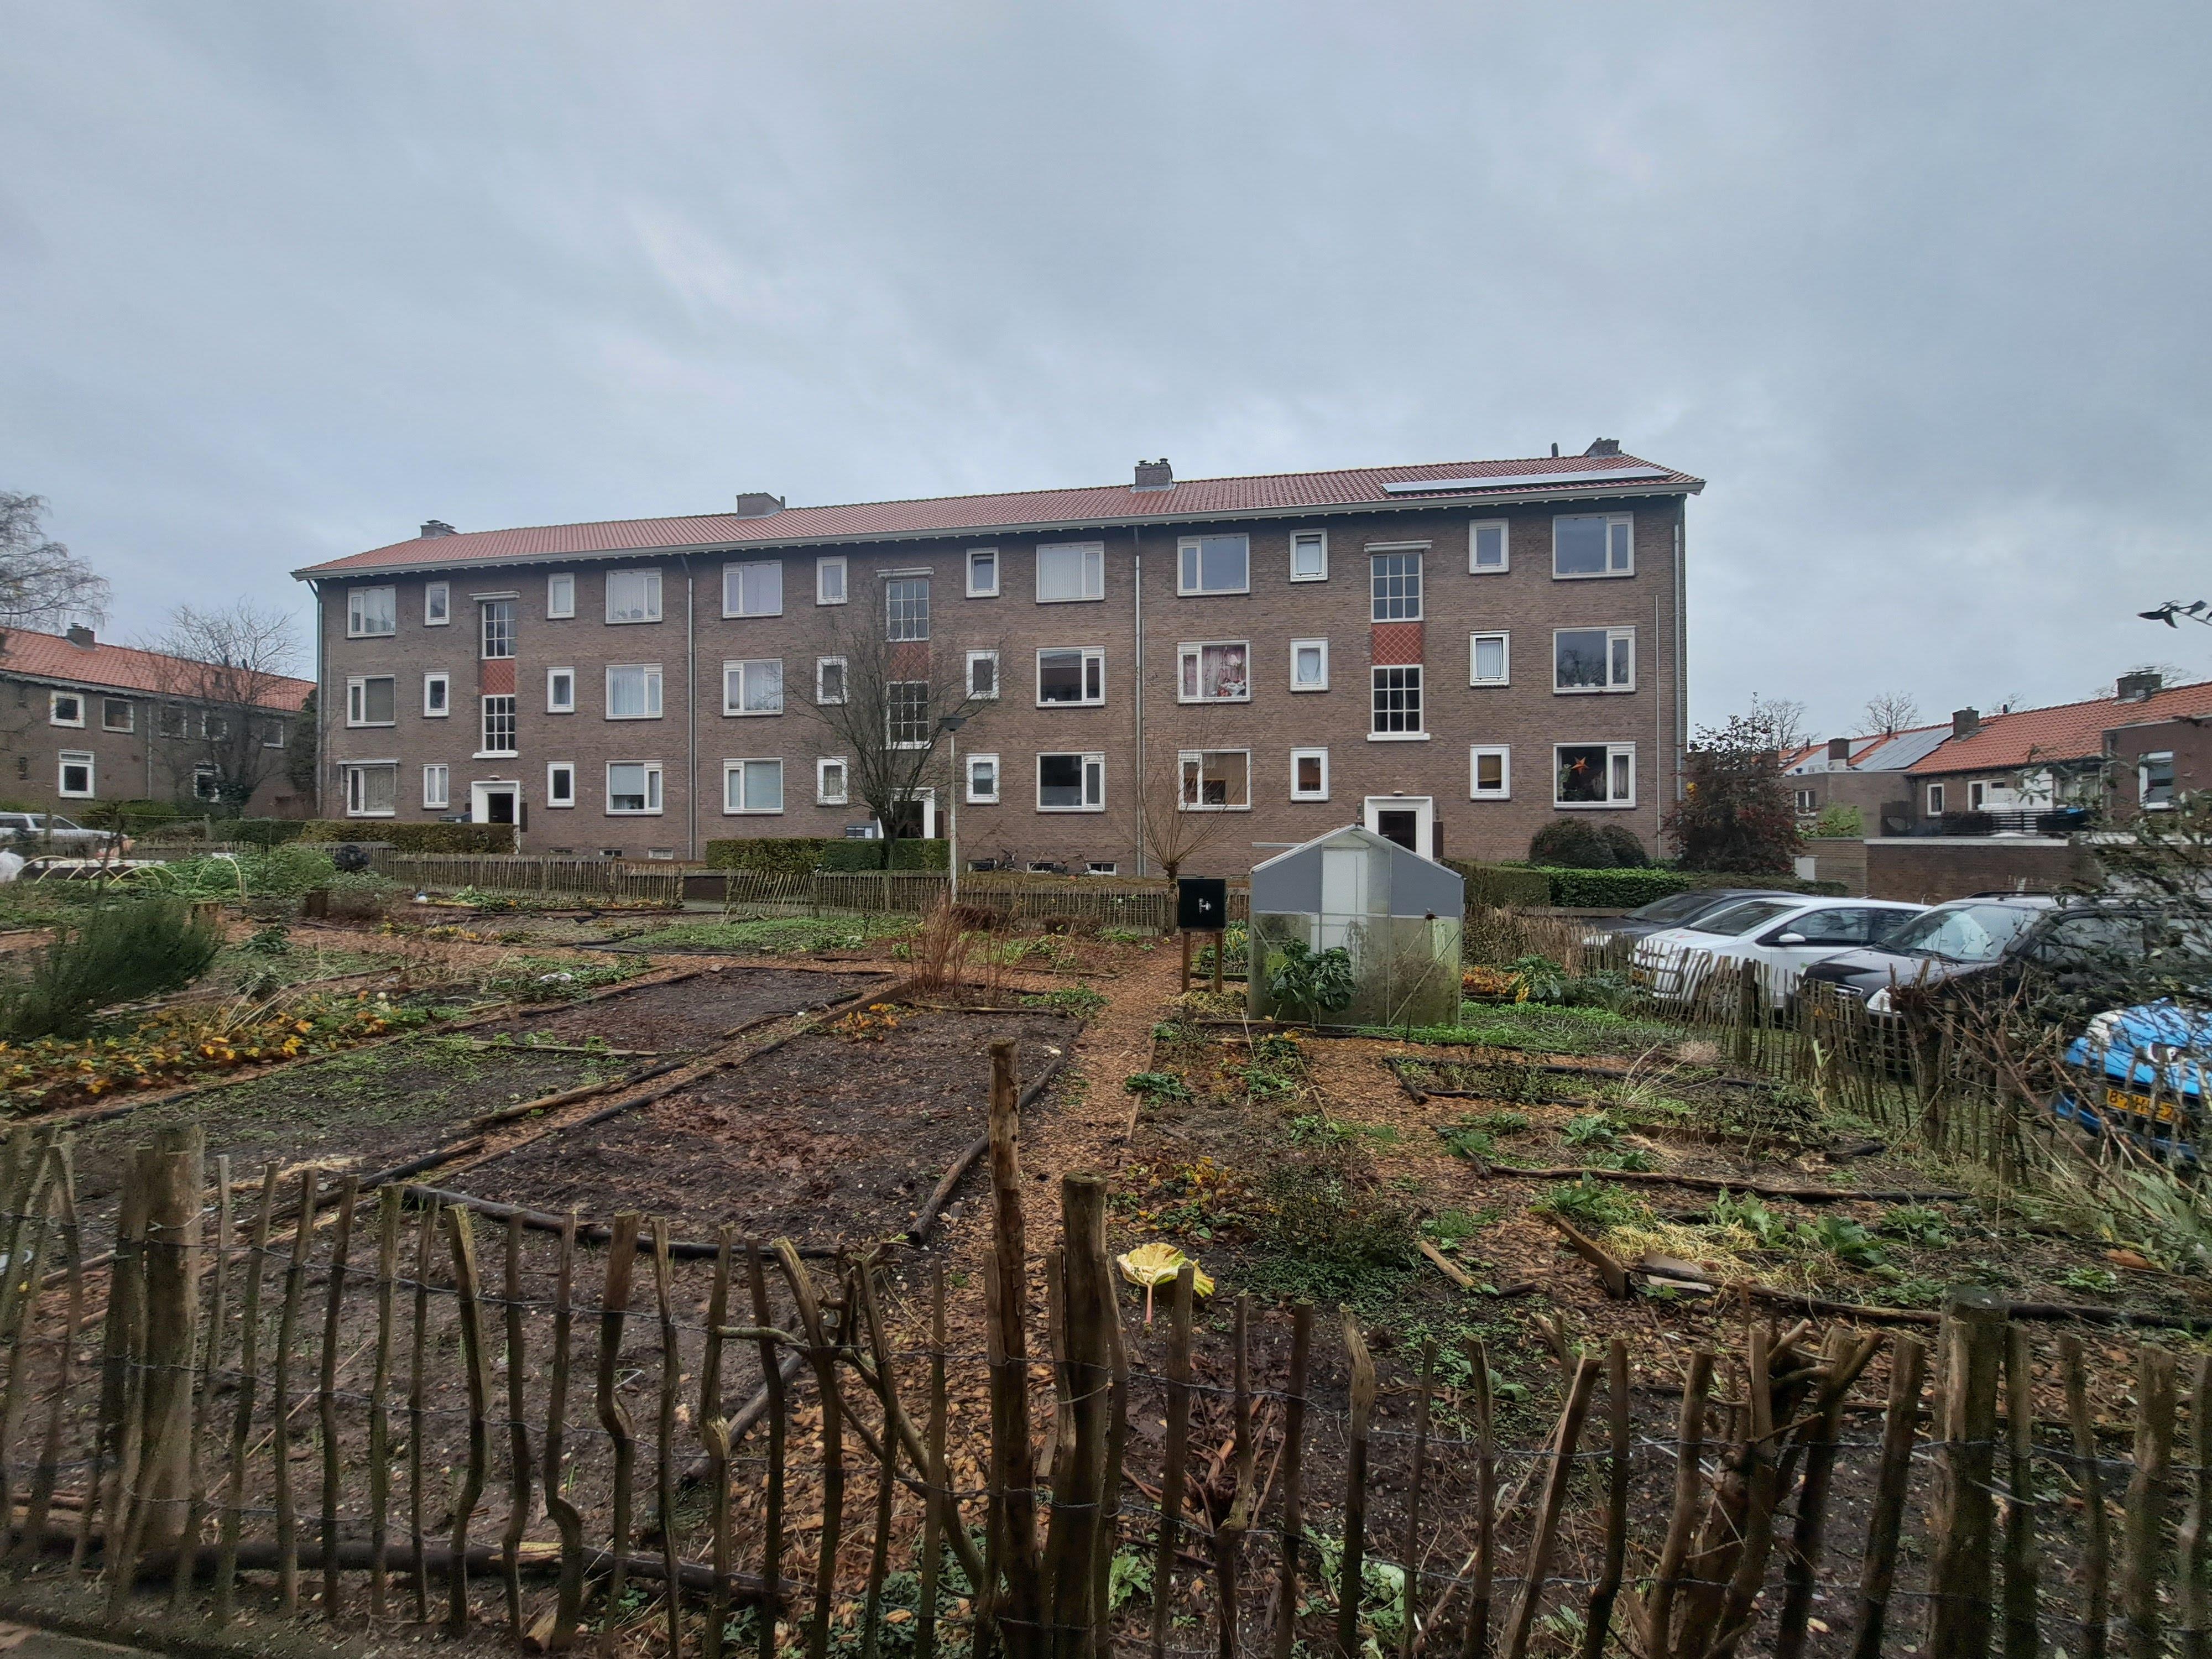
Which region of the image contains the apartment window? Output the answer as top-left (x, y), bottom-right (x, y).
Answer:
top-left (968, 548), bottom-right (1000, 598)
top-left (719, 561), bottom-right (780, 618)
top-left (1371, 666), bottom-right (1423, 736)
top-left (1086, 862), bottom-right (1118, 876)
top-left (723, 659), bottom-right (785, 716)
top-left (1177, 641), bottom-right (1249, 702)
top-left (347, 586), bottom-right (396, 638)
top-left (425, 582), bottom-right (451, 626)
top-left (1794, 788), bottom-right (1819, 814)
top-left (423, 764), bottom-right (450, 810)
top-left (887, 681), bottom-right (931, 748)
top-left (1291, 748), bottom-right (1329, 801)
top-left (1037, 752), bottom-right (1105, 811)
top-left (816, 657), bottom-right (847, 705)
top-left (966, 753), bottom-right (1000, 804)
top-left (1290, 639), bottom-right (1328, 692)
top-left (1556, 743), bottom-right (1635, 807)
top-left (259, 718), bottom-right (286, 750)
top-left (606, 664), bottom-right (664, 720)
top-left (886, 577), bottom-right (930, 640)
top-left (607, 568), bottom-right (665, 623)
top-left (1554, 513), bottom-right (1634, 578)
top-left (1553, 627), bottom-right (1635, 692)
top-left (1178, 534), bottom-right (1249, 596)
top-left (1290, 530), bottom-right (1328, 582)
top-left (347, 676), bottom-right (396, 727)
top-left (202, 711), bottom-right (229, 741)
top-left (1470, 746), bottom-right (1511, 800)
top-left (102, 697), bottom-right (132, 733)
top-left (423, 672), bottom-right (450, 718)
top-left (1470, 520), bottom-right (1509, 573)
top-left (1179, 750), bottom-right (1251, 811)
top-left (723, 758), bottom-right (785, 815)
top-left (158, 705), bottom-right (186, 739)
top-left (816, 557), bottom-right (847, 607)
top-left (546, 667), bottom-right (575, 714)
top-left (967, 650), bottom-right (999, 700)
top-left (817, 757), bottom-right (849, 806)
top-left (57, 752), bottom-right (93, 798)
top-left (1370, 550), bottom-right (1423, 620)
top-left (481, 598), bottom-right (517, 659)
top-left (193, 765), bottom-right (221, 803)
top-left (343, 763), bottom-right (397, 817)
top-left (546, 572), bottom-right (576, 619)
top-left (480, 695), bottom-right (518, 756)
top-left (1470, 632), bottom-right (1510, 686)
top-left (1039, 648), bottom-right (1105, 706)
top-left (1927, 784), bottom-right (1947, 816)
top-left (48, 691), bottom-right (82, 727)
top-left (2141, 752), bottom-right (2177, 808)
top-left (546, 763), bottom-right (576, 808)
top-left (1036, 542), bottom-right (1104, 603)
top-left (607, 762), bottom-right (664, 814)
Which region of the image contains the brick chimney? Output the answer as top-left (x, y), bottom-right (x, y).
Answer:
top-left (1584, 438), bottom-right (1622, 457)
top-left (732, 493), bottom-right (785, 518)
top-left (2117, 669), bottom-right (2164, 703)
top-left (1133, 458), bottom-right (1174, 491)
top-left (66, 624), bottom-right (95, 648)
top-left (1952, 707), bottom-right (1980, 740)
top-left (1827, 736), bottom-right (1853, 766)
top-left (420, 520), bottom-right (456, 539)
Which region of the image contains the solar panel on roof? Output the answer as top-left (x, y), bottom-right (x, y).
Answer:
top-left (1380, 467), bottom-right (1670, 494)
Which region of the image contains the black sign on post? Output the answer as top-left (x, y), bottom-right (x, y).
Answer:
top-left (1176, 877), bottom-right (1228, 932)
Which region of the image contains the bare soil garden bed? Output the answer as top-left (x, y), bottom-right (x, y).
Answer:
top-left (466, 964), bottom-right (884, 1053)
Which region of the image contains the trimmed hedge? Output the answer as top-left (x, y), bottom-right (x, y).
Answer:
top-left (296, 821), bottom-right (517, 853)
top-left (1540, 866), bottom-right (1845, 907)
top-left (705, 836), bottom-right (949, 873)
top-left (1444, 861), bottom-right (1554, 909)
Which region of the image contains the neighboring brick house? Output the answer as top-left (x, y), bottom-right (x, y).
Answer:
top-left (1781, 724), bottom-right (1952, 835)
top-left (292, 448), bottom-right (1703, 871)
top-left (0, 625), bottom-right (313, 816)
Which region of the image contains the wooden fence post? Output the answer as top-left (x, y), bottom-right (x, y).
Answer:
top-left (213, 1166), bottom-right (279, 1626)
top-left (1149, 1267), bottom-right (1196, 1659)
top-left (319, 1174), bottom-right (358, 1619)
top-left (1580, 1338), bottom-right (1631, 1659)
top-left (1272, 1305), bottom-right (1313, 1659)
top-left (368, 1186), bottom-right (401, 1620)
top-left (1335, 1311), bottom-right (1378, 1659)
top-left (542, 1212), bottom-right (587, 1652)
top-left (2179, 1355), bottom-right (2211, 1659)
top-left (1459, 1336), bottom-right (1496, 1659)
top-left (1043, 1175), bottom-right (1118, 1659)
top-left (2002, 1326), bottom-right (2040, 1659)
top-left (985, 1039), bottom-right (1045, 1659)
top-left (272, 1166), bottom-right (319, 1616)
top-left (2123, 1346), bottom-right (2177, 1659)
top-left (2059, 1337), bottom-right (2111, 1659)
top-left (447, 1204), bottom-right (494, 1632)
top-left (1852, 1334), bottom-right (1927, 1659)
top-left (1927, 1291), bottom-right (2006, 1659)
top-left (1643, 1348), bottom-right (1713, 1659)
top-left (1503, 1354), bottom-right (1600, 1659)
top-left (1217, 1294), bottom-right (1259, 1659)
top-left (597, 1214), bottom-right (643, 1659)
top-left (19, 1145), bottom-right (82, 1567)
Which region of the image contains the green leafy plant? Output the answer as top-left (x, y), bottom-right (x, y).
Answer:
top-left (1801, 1214), bottom-right (1886, 1269)
top-left (1561, 1112), bottom-right (1621, 1147)
top-left (1710, 1190), bottom-right (1790, 1248)
top-left (1533, 1176), bottom-right (1649, 1235)
top-left (1123, 1071), bottom-right (1192, 1102)
top-left (1265, 938), bottom-right (1357, 1020)
top-left (2057, 1265), bottom-right (2121, 1296)
top-left (1878, 1204), bottom-right (1954, 1246)
top-left (1507, 953), bottom-right (1568, 1004)
top-left (0, 898), bottom-right (224, 1042)
top-left (1020, 986), bottom-right (1107, 1019)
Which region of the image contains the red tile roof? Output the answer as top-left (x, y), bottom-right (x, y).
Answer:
top-left (294, 452), bottom-right (1703, 578)
top-left (1909, 680), bottom-right (2212, 775)
top-left (0, 627), bottom-right (314, 711)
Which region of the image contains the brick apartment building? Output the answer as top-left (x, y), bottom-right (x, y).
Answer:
top-left (293, 447), bottom-right (1702, 872)
top-left (0, 624), bottom-right (312, 816)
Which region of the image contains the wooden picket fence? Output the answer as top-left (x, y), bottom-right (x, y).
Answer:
top-left (374, 853), bottom-right (689, 905)
top-left (4, 1055), bottom-right (2209, 1657)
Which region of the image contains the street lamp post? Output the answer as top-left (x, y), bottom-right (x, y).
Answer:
top-left (938, 713), bottom-right (968, 905)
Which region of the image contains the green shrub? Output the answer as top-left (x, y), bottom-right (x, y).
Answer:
top-left (817, 837), bottom-right (947, 872)
top-left (1598, 824), bottom-right (1651, 867)
top-left (1813, 805), bottom-right (1865, 838)
top-left (1445, 862), bottom-right (1553, 908)
top-left (1543, 868), bottom-right (1696, 907)
top-left (1528, 820), bottom-right (1619, 869)
top-left (293, 821), bottom-right (514, 853)
top-left (703, 836), bottom-right (948, 873)
top-left (0, 898), bottom-right (224, 1041)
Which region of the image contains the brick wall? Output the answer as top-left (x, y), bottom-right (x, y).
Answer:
top-left (1864, 837), bottom-right (2098, 904)
top-left (0, 676), bottom-right (302, 817)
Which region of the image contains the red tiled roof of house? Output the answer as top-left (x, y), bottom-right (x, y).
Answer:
top-left (293, 452), bottom-right (1704, 578)
top-left (1909, 680), bottom-right (2212, 775)
top-left (0, 626), bottom-right (314, 711)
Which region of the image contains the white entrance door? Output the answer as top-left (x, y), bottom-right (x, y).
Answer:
top-left (470, 780), bottom-right (520, 830)
top-left (1363, 796), bottom-right (1434, 859)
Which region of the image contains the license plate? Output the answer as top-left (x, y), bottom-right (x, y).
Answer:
top-left (2104, 1087), bottom-right (2192, 1124)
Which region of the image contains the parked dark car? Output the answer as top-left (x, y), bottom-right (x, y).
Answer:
top-left (1582, 887), bottom-right (1797, 947)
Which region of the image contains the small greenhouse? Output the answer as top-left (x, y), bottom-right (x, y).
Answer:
top-left (1246, 824), bottom-right (1464, 1027)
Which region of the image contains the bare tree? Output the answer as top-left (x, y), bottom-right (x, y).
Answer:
top-left (1, 493), bottom-right (108, 630)
top-left (789, 602), bottom-right (1000, 868)
top-left (1136, 710), bottom-right (1244, 882)
top-left (1747, 693), bottom-right (1809, 756)
top-left (1858, 690), bottom-right (1922, 735)
top-left (140, 602), bottom-right (304, 813)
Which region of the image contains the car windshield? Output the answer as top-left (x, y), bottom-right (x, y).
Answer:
top-left (1686, 899), bottom-right (1801, 938)
top-left (1882, 903), bottom-right (2043, 963)
top-left (1631, 892), bottom-right (1715, 924)
top-left (48, 817), bottom-right (81, 831)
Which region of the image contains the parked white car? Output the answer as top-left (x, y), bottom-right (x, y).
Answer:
top-left (1631, 896), bottom-right (1929, 1008)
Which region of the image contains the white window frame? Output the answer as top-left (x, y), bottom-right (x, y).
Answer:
top-left (2140, 751), bottom-right (2178, 810)
top-left (1037, 646), bottom-right (1106, 708)
top-left (606, 761), bottom-right (664, 816)
top-left (422, 763), bottom-right (450, 810)
top-left (1036, 752), bottom-right (1106, 813)
top-left (192, 764), bottom-right (222, 804)
top-left (1552, 625), bottom-right (1636, 693)
top-left (1470, 745), bottom-right (1511, 800)
top-left (1369, 547), bottom-right (1425, 621)
top-left (816, 757), bottom-right (850, 806)
top-left (546, 762), bottom-right (576, 808)
top-left (346, 586), bottom-right (396, 638)
top-left (1552, 512), bottom-right (1635, 579)
top-left (546, 666), bottom-right (576, 714)
top-left (1290, 529), bottom-right (1328, 582)
top-left (723, 560), bottom-right (783, 619)
top-left (722, 658), bottom-right (786, 717)
top-left (346, 675), bottom-right (397, 728)
top-left (1177, 533), bottom-right (1250, 597)
top-left (966, 649), bottom-right (999, 701)
top-left (201, 711), bottom-right (229, 741)
top-left (1035, 542), bottom-right (1104, 603)
top-left (1369, 665), bottom-right (1427, 740)
top-left (101, 697), bottom-right (133, 733)
top-left (885, 576), bottom-right (931, 641)
top-left (886, 681), bottom-right (932, 749)
top-left (1290, 747), bottom-right (1329, 801)
top-left (606, 567), bottom-right (665, 623)
top-left (1469, 519), bottom-right (1510, 575)
top-left (1927, 783), bottom-right (1947, 816)
top-left (604, 664), bottom-right (664, 721)
top-left (48, 690), bottom-right (83, 728)
top-left (424, 581), bottom-right (451, 626)
top-left (1969, 781), bottom-right (1987, 811)
top-left (1290, 638), bottom-right (1329, 693)
top-left (1470, 631), bottom-right (1511, 687)
top-left (479, 598), bottom-right (517, 660)
top-left (259, 718), bottom-right (285, 750)
top-left (722, 758), bottom-right (786, 816)
top-left (1554, 742), bottom-right (1636, 809)
top-left (967, 547), bottom-right (1000, 598)
top-left (56, 750), bottom-right (93, 799)
top-left (815, 556), bottom-right (848, 607)
top-left (1179, 749), bottom-right (1253, 812)
top-left (546, 571), bottom-right (576, 619)
top-left (966, 753), bottom-right (1000, 805)
top-left (1177, 640), bottom-right (1251, 704)
top-left (816, 656), bottom-right (848, 706)
top-left (478, 694), bottom-right (518, 758)
top-left (422, 671), bottom-right (450, 718)
top-left (342, 762), bottom-right (398, 818)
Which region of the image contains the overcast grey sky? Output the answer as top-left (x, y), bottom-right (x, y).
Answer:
top-left (4, 2), bottom-right (2208, 732)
